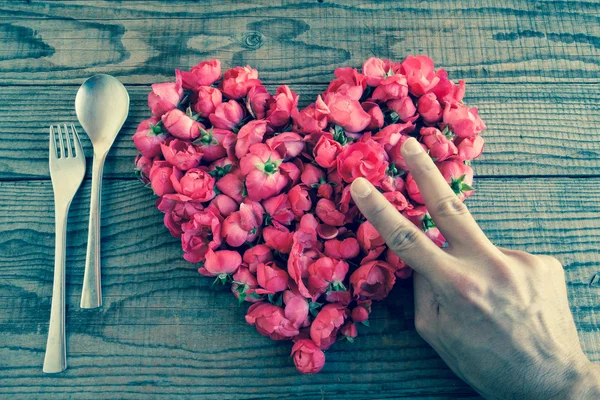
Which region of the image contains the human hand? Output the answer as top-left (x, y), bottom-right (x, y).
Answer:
top-left (350, 138), bottom-right (600, 399)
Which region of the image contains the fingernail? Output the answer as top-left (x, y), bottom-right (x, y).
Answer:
top-left (352, 178), bottom-right (372, 198)
top-left (402, 137), bottom-right (423, 156)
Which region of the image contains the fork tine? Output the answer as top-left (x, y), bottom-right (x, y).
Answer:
top-left (70, 124), bottom-right (84, 158)
top-left (64, 124), bottom-right (73, 158)
top-left (49, 125), bottom-right (58, 159)
top-left (56, 125), bottom-right (65, 158)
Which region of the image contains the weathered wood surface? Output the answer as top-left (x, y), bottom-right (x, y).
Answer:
top-left (0, 1), bottom-right (599, 85)
top-left (0, 179), bottom-right (599, 398)
top-left (1, 83), bottom-right (600, 179)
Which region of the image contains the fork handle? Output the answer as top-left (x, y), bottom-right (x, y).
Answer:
top-left (81, 152), bottom-right (106, 309)
top-left (44, 203), bottom-right (69, 373)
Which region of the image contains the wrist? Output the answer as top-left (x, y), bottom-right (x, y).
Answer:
top-left (564, 361), bottom-right (600, 400)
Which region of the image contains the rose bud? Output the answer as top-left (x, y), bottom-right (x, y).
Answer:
top-left (256, 261), bottom-right (289, 294)
top-left (216, 172), bottom-right (245, 203)
top-left (350, 260), bottom-right (396, 301)
top-left (134, 154), bottom-right (153, 184)
top-left (160, 139), bottom-right (203, 171)
top-left (291, 96), bottom-right (330, 133)
top-left (161, 109), bottom-right (203, 141)
top-left (243, 245), bottom-right (273, 273)
top-left (405, 172), bottom-right (424, 204)
top-left (387, 97), bottom-right (417, 123)
top-left (324, 238), bottom-right (360, 259)
top-left (362, 56), bottom-right (390, 86)
top-left (300, 163), bottom-right (325, 187)
top-left (421, 127), bottom-right (457, 162)
top-left (443, 102), bottom-right (486, 138)
top-left (313, 134), bottom-right (343, 169)
top-left (133, 116), bottom-right (167, 158)
top-left (382, 191), bottom-right (410, 212)
top-left (315, 199), bottom-right (346, 226)
top-left (401, 55), bottom-right (444, 96)
top-left (310, 303), bottom-right (348, 350)
top-left (235, 119), bottom-right (269, 159)
top-left (239, 144), bottom-right (289, 201)
top-left (222, 201), bottom-right (263, 247)
top-left (325, 67), bottom-right (366, 100)
top-left (456, 135), bottom-right (484, 161)
top-left (325, 290), bottom-right (352, 306)
top-left (209, 100), bottom-right (245, 130)
top-left (180, 210), bottom-right (222, 262)
top-left (209, 194), bottom-right (238, 217)
top-left (337, 140), bottom-right (388, 184)
top-left (433, 76), bottom-right (466, 105)
top-left (263, 193), bottom-right (294, 226)
top-left (192, 86), bottom-right (222, 117)
top-left (288, 246), bottom-right (321, 300)
top-left (179, 59), bottom-right (221, 90)
top-left (283, 290), bottom-right (309, 329)
top-left (417, 93), bottom-right (443, 125)
top-left (438, 158), bottom-right (475, 200)
top-left (267, 85), bottom-right (298, 127)
top-left (245, 302), bottom-right (299, 340)
top-left (361, 101), bottom-right (385, 130)
top-left (373, 122), bottom-right (415, 153)
top-left (266, 132), bottom-right (305, 159)
top-left (351, 305), bottom-right (370, 323)
top-left (246, 85), bottom-right (271, 119)
top-left (263, 225), bottom-right (294, 254)
top-left (380, 174), bottom-right (406, 193)
top-left (198, 248), bottom-right (241, 277)
top-left (324, 92), bottom-right (371, 133)
top-left (148, 70), bottom-right (184, 117)
top-left (357, 221), bottom-right (386, 251)
top-left (194, 128), bottom-right (231, 162)
top-left (219, 65), bottom-right (262, 99)
top-left (403, 206), bottom-right (446, 248)
top-left (232, 267), bottom-right (262, 303)
top-left (371, 74), bottom-right (408, 102)
top-left (291, 339), bottom-right (326, 375)
top-left (288, 185), bottom-right (312, 218)
top-left (149, 160), bottom-right (175, 196)
top-left (386, 248), bottom-right (412, 279)
top-left (340, 322), bottom-right (358, 340)
top-left (307, 257), bottom-right (349, 295)
top-left (170, 167), bottom-right (216, 202)
top-left (158, 195), bottom-right (204, 237)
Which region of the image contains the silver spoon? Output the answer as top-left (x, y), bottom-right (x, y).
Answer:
top-left (76, 74), bottom-right (129, 309)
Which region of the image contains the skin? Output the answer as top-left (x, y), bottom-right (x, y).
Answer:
top-left (350, 138), bottom-right (600, 400)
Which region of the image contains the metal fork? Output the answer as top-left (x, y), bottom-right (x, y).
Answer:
top-left (44, 124), bottom-right (86, 373)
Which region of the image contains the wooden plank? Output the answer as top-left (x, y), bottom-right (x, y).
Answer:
top-left (0, 178), bottom-right (598, 398)
top-left (0, 83), bottom-right (599, 180)
top-left (0, 0), bottom-right (598, 84)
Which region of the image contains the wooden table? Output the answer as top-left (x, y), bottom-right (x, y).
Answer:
top-left (1, 1), bottom-right (599, 398)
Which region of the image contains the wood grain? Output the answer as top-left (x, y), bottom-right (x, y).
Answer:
top-left (0, 82), bottom-right (599, 180)
top-left (0, 178), bottom-right (598, 398)
top-left (0, 0), bottom-right (598, 84)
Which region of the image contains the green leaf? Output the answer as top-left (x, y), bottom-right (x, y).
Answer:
top-left (331, 125), bottom-right (348, 145)
top-left (361, 319), bottom-right (370, 327)
top-left (421, 213), bottom-right (436, 231)
top-left (327, 280), bottom-right (347, 294)
top-left (212, 273), bottom-right (232, 287)
top-left (344, 336), bottom-right (355, 343)
top-left (461, 183), bottom-right (474, 191)
top-left (267, 293), bottom-right (283, 307)
top-left (309, 301), bottom-right (323, 317)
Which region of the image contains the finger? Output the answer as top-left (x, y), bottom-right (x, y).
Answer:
top-left (413, 272), bottom-right (439, 344)
top-left (401, 138), bottom-right (493, 249)
top-left (351, 177), bottom-right (453, 284)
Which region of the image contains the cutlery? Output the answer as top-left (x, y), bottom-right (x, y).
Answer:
top-left (76, 74), bottom-right (129, 309)
top-left (45, 124), bottom-right (86, 373)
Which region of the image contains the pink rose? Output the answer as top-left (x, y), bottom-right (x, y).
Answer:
top-left (404, 206), bottom-right (446, 248)
top-left (291, 339), bottom-right (325, 374)
top-left (362, 57), bottom-right (392, 86)
top-left (307, 257), bottom-right (349, 295)
top-left (157, 195), bottom-right (204, 237)
top-left (310, 303), bottom-right (348, 349)
top-left (456, 135), bottom-right (484, 161)
top-left (381, 174), bottom-right (406, 193)
top-left (337, 140), bottom-right (388, 184)
top-left (180, 59), bottom-right (221, 90)
top-left (325, 67), bottom-right (366, 100)
top-left (313, 134), bottom-right (342, 168)
top-left (389, 134), bottom-right (425, 171)
top-left (283, 290), bottom-right (309, 329)
top-left (240, 144), bottom-right (288, 201)
top-left (382, 191), bottom-right (410, 211)
top-left (300, 163), bottom-right (325, 186)
top-left (216, 171), bottom-right (244, 203)
top-left (170, 167), bottom-right (216, 202)
top-left (340, 322), bottom-right (357, 339)
top-left (246, 85), bottom-right (271, 120)
top-left (243, 245), bottom-right (273, 273)
top-left (160, 139), bottom-right (203, 170)
top-left (192, 86), bottom-right (222, 117)
top-left (438, 159), bottom-right (474, 200)
top-left (421, 127), bottom-right (457, 162)
top-left (161, 109), bottom-right (203, 141)
top-left (133, 117), bottom-right (167, 158)
top-left (324, 92), bottom-right (371, 133)
top-left (401, 55), bottom-right (444, 96)
top-left (149, 160), bottom-right (175, 196)
top-left (417, 93), bottom-right (443, 125)
top-left (315, 198), bottom-right (346, 226)
top-left (209, 100), bottom-right (245, 130)
top-left (288, 185), bottom-right (312, 218)
top-left (387, 97), bottom-right (417, 123)
top-left (198, 248), bottom-right (241, 277)
top-left (371, 74), bottom-right (408, 102)
top-left (292, 96), bottom-right (330, 133)
top-left (148, 70), bottom-right (184, 117)
top-left (263, 194), bottom-right (294, 226)
top-left (222, 201), bottom-right (264, 247)
top-left (357, 221), bottom-right (385, 251)
top-left (219, 65), bottom-right (261, 99)
top-left (405, 172), bottom-right (423, 204)
top-left (209, 194), bottom-right (238, 217)
top-left (386, 248), bottom-right (412, 279)
top-left (373, 122), bottom-right (414, 152)
top-left (266, 132), bottom-right (305, 160)
top-left (134, 154), bottom-right (152, 184)
top-left (263, 225), bottom-right (294, 254)
top-left (433, 76), bottom-right (466, 105)
top-left (232, 267), bottom-right (261, 303)
top-left (194, 128), bottom-right (231, 162)
top-left (235, 119), bottom-right (269, 159)
top-left (180, 210), bottom-right (222, 262)
top-left (288, 246), bottom-right (320, 300)
top-left (361, 101), bottom-right (385, 130)
top-left (324, 238), bottom-right (360, 259)
top-left (351, 305), bottom-right (370, 323)
top-left (256, 261), bottom-right (289, 293)
top-left (267, 85), bottom-right (298, 127)
top-left (350, 260), bottom-right (396, 301)
top-left (245, 302), bottom-right (299, 340)
top-left (443, 102), bottom-right (486, 138)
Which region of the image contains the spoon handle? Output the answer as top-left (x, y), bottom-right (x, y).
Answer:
top-left (81, 152), bottom-right (106, 309)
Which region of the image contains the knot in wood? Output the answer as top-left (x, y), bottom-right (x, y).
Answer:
top-left (243, 32), bottom-right (263, 49)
